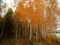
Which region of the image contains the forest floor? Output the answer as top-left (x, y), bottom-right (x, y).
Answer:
top-left (0, 37), bottom-right (60, 45)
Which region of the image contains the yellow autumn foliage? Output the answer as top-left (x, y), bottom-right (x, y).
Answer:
top-left (14, 0), bottom-right (60, 45)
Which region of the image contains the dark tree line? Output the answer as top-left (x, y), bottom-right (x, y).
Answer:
top-left (3, 8), bottom-right (14, 38)
top-left (0, 8), bottom-right (14, 39)
top-left (0, 8), bottom-right (26, 39)
top-left (0, 15), bottom-right (3, 38)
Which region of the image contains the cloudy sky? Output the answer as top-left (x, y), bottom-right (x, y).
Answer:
top-left (58, 0), bottom-right (60, 7)
top-left (1, 0), bottom-right (19, 16)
